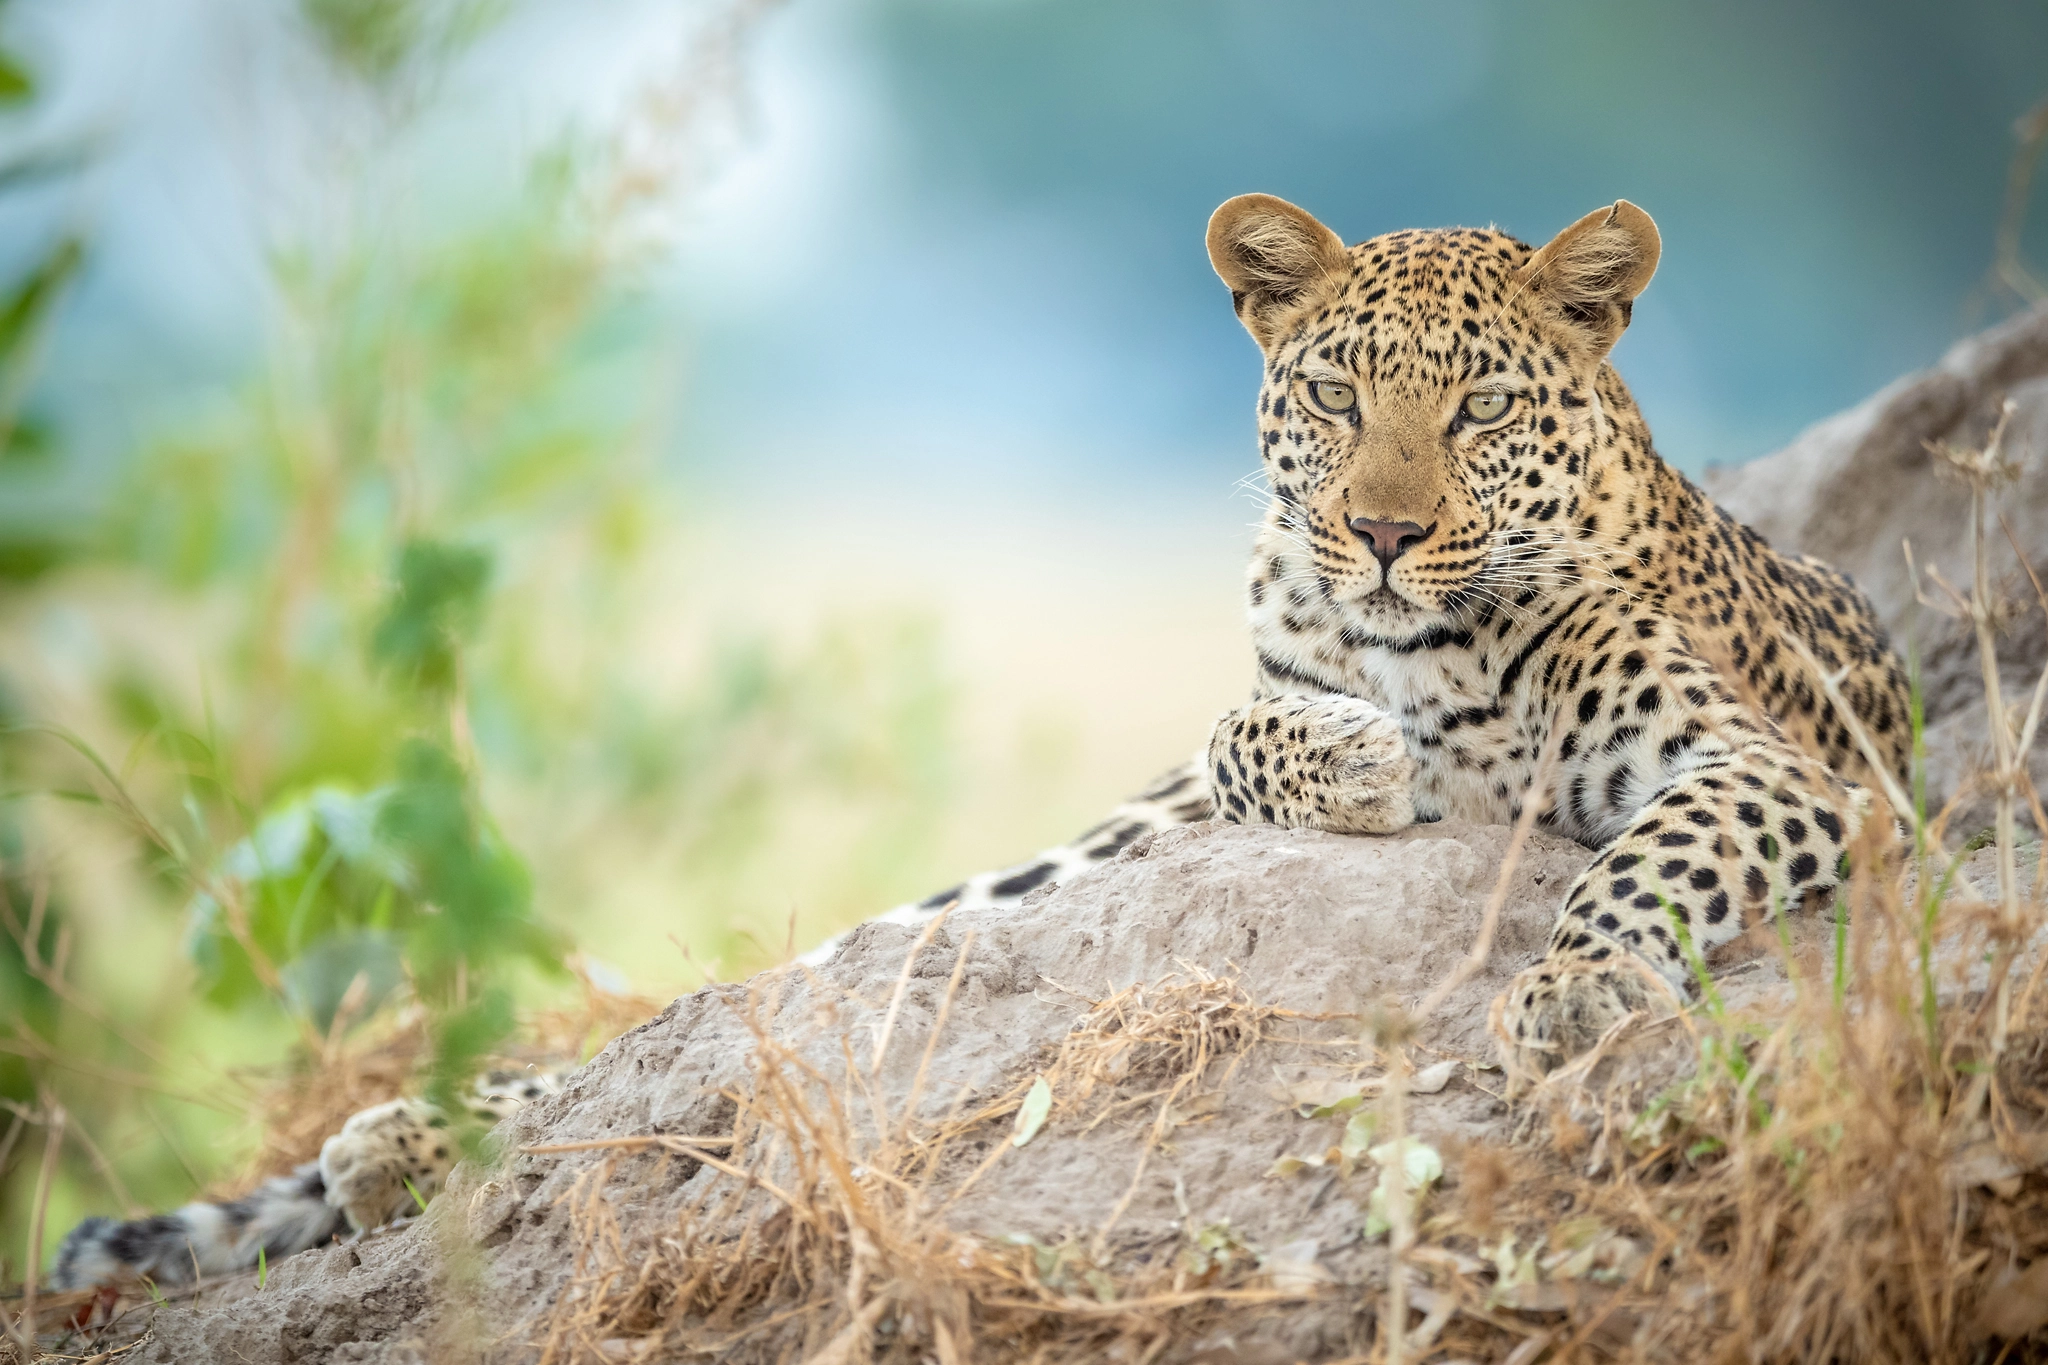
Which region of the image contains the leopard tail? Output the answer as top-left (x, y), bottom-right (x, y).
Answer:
top-left (50, 1163), bottom-right (345, 1290)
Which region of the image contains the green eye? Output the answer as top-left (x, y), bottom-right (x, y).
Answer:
top-left (1309, 380), bottom-right (1356, 414)
top-left (1461, 391), bottom-right (1512, 424)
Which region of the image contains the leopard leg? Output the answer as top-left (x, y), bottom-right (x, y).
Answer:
top-left (1207, 693), bottom-right (1416, 834)
top-left (319, 1069), bottom-right (563, 1232)
top-left (1501, 734), bottom-right (1867, 1074)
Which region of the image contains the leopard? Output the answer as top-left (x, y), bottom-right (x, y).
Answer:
top-left (48, 194), bottom-right (1909, 1292)
top-left (872, 193), bottom-right (1909, 1072)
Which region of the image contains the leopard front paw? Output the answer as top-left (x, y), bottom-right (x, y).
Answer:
top-left (1207, 694), bottom-right (1415, 835)
top-left (1497, 952), bottom-right (1680, 1081)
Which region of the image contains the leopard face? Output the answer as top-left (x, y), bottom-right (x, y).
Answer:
top-left (1213, 198), bottom-right (1659, 649)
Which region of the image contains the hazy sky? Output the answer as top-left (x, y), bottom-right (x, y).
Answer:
top-left (9, 0), bottom-right (2048, 525)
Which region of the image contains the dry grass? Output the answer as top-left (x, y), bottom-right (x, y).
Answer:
top-left (227, 1008), bottom-right (429, 1192)
top-left (529, 947), bottom-right (1338, 1364)
top-left (225, 958), bottom-right (667, 1192)
top-left (0, 962), bottom-right (667, 1362)
top-left (518, 861), bottom-right (2048, 1363)
top-left (1398, 847), bottom-right (2048, 1362)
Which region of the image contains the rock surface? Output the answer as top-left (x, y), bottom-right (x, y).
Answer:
top-left (115, 308), bottom-right (2048, 1362)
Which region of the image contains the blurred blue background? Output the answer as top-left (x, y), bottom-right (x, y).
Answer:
top-left (13, 0), bottom-right (2048, 515)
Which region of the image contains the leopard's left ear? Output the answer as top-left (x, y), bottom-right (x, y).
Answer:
top-left (1515, 201), bottom-right (1660, 353)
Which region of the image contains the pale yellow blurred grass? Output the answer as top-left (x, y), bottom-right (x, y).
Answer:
top-left (522, 496), bottom-right (1254, 990)
top-left (0, 490), bottom-right (1256, 1140)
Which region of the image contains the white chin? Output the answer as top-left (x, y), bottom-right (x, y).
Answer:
top-left (1352, 584), bottom-right (1428, 615)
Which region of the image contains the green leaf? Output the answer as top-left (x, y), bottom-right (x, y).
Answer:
top-left (181, 783), bottom-right (419, 1012)
top-left (1364, 1138), bottom-right (1443, 1239)
top-left (183, 891), bottom-right (271, 1010)
top-left (0, 530), bottom-right (75, 582)
top-left (279, 929), bottom-right (404, 1033)
top-left (370, 540), bottom-right (492, 695)
top-left (0, 235), bottom-right (82, 375)
top-left (301, 0), bottom-right (423, 82)
top-left (1011, 1075), bottom-right (1052, 1147)
top-left (1297, 1092), bottom-right (1366, 1120)
top-left (299, 0), bottom-right (508, 86)
top-left (1180, 1220), bottom-right (1254, 1280)
top-left (377, 738), bottom-right (561, 986)
top-left (426, 986), bottom-right (516, 1159)
top-left (1339, 1109), bottom-right (1377, 1171)
top-left (0, 413), bottom-right (52, 465)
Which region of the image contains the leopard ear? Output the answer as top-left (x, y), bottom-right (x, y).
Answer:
top-left (1515, 201), bottom-right (1660, 352)
top-left (1207, 194), bottom-right (1349, 346)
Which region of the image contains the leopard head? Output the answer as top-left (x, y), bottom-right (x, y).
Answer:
top-left (1208, 194), bottom-right (1659, 642)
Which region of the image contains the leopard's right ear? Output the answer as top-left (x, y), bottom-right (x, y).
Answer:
top-left (1207, 195), bottom-right (1348, 346)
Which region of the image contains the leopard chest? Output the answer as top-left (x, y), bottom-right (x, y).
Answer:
top-left (1249, 605), bottom-right (1551, 827)
top-left (1362, 643), bottom-right (1551, 825)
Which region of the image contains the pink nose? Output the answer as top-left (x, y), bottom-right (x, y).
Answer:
top-left (1347, 518), bottom-right (1429, 569)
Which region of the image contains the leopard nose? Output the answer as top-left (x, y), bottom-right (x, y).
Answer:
top-left (1347, 518), bottom-right (1430, 569)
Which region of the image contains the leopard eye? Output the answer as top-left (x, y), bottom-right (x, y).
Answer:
top-left (1461, 391), bottom-right (1512, 425)
top-left (1309, 380), bottom-right (1356, 414)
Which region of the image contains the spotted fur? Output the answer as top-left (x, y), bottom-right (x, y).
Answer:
top-left (50, 1069), bottom-right (559, 1291)
top-left (1207, 694), bottom-right (1414, 834)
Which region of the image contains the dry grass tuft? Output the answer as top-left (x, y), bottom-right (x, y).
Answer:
top-left (1041, 964), bottom-right (1285, 1117)
top-left (531, 954), bottom-right (1334, 1364)
top-left (1401, 892), bottom-right (2048, 1362)
top-left (1039, 965), bottom-right (1302, 1252)
top-left (228, 1009), bottom-right (429, 1191)
top-left (227, 959), bottom-right (665, 1192)
top-left (524, 959), bottom-right (675, 1066)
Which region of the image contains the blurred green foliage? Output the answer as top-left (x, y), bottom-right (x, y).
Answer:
top-left (371, 542), bottom-right (492, 695)
top-left (0, 0), bottom-right (961, 1278)
top-left (302, 0), bottom-right (506, 88)
top-left (0, 0), bottom-right (97, 1277)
